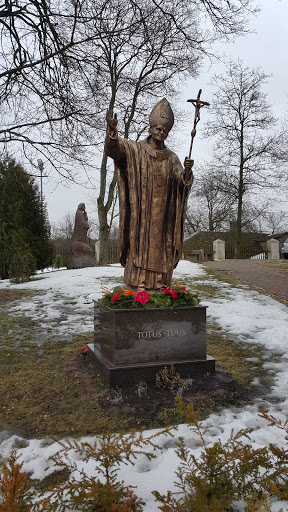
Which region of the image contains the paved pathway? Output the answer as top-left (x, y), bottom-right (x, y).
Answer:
top-left (205, 259), bottom-right (288, 305)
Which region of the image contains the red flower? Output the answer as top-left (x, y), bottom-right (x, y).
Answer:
top-left (163, 288), bottom-right (178, 299)
top-left (111, 292), bottom-right (122, 302)
top-left (135, 290), bottom-right (150, 306)
top-left (180, 286), bottom-right (186, 291)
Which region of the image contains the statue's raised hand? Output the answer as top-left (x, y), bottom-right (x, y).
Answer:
top-left (106, 110), bottom-right (118, 131)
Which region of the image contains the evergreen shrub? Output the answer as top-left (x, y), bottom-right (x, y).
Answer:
top-left (0, 156), bottom-right (54, 279)
top-left (0, 451), bottom-right (51, 511)
top-left (47, 429), bottom-right (168, 511)
top-left (9, 249), bottom-right (37, 283)
top-left (0, 411), bottom-right (287, 511)
top-left (153, 398), bottom-right (288, 512)
top-left (54, 254), bottom-right (63, 269)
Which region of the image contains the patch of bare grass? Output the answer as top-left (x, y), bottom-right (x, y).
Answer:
top-left (0, 288), bottom-right (33, 305)
top-left (0, 332), bottom-right (137, 438)
top-left (207, 326), bottom-right (276, 393)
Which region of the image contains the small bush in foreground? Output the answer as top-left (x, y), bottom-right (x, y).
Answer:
top-left (0, 451), bottom-right (51, 511)
top-left (155, 365), bottom-right (184, 391)
top-left (1, 411), bottom-right (287, 511)
top-left (153, 397), bottom-right (288, 512)
top-left (48, 428), bottom-right (170, 511)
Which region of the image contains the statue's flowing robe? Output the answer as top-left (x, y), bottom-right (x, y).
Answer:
top-left (105, 135), bottom-right (192, 289)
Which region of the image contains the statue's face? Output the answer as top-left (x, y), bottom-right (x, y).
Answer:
top-left (149, 124), bottom-right (169, 143)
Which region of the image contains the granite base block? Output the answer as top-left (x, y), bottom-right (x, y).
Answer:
top-left (70, 256), bottom-right (95, 268)
top-left (87, 344), bottom-right (215, 387)
top-left (89, 303), bottom-right (215, 387)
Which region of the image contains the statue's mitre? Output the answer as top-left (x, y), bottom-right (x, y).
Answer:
top-left (149, 98), bottom-right (174, 131)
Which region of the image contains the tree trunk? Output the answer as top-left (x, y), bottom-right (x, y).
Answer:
top-left (97, 150), bottom-right (117, 264)
top-left (97, 198), bottom-right (110, 264)
top-left (97, 151), bottom-right (109, 264)
top-left (234, 124), bottom-right (244, 259)
top-left (208, 207), bottom-right (213, 231)
top-left (234, 201), bottom-right (242, 258)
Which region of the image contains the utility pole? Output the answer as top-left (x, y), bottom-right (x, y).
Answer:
top-left (36, 159), bottom-right (47, 208)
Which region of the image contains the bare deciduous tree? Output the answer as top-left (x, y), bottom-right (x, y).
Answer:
top-left (185, 197), bottom-right (208, 236)
top-left (51, 212), bottom-right (75, 240)
top-left (188, 166), bottom-right (237, 232)
top-left (254, 209), bottom-right (288, 235)
top-left (204, 59), bottom-right (281, 257)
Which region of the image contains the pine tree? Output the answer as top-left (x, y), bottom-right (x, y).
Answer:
top-left (54, 253), bottom-right (63, 269)
top-left (0, 156), bottom-right (54, 279)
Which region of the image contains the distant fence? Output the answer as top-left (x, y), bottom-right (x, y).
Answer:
top-left (108, 238), bottom-right (268, 264)
top-left (94, 239), bottom-right (120, 264)
top-left (224, 242), bottom-right (267, 259)
top-left (250, 252), bottom-right (267, 260)
top-left (184, 239), bottom-right (268, 261)
top-left (108, 240), bottom-right (121, 264)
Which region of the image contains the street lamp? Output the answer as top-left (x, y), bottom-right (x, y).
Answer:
top-left (37, 159), bottom-right (44, 206)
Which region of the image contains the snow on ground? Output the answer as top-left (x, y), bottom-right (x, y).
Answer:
top-left (0, 261), bottom-right (288, 511)
top-left (1, 264), bottom-right (125, 340)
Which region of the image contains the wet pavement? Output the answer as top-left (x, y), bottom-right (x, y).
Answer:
top-left (205, 259), bottom-right (288, 306)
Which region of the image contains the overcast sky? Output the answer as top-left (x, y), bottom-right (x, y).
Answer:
top-left (44, 0), bottom-right (288, 227)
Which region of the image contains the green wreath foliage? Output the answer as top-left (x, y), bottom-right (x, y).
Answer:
top-left (100, 284), bottom-right (200, 309)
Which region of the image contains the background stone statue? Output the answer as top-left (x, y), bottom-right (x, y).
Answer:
top-left (105, 98), bottom-right (193, 290)
top-left (70, 203), bottom-right (94, 267)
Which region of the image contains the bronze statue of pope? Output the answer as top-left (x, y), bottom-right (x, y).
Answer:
top-left (105, 98), bottom-right (194, 291)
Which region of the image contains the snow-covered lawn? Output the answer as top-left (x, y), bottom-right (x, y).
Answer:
top-left (0, 261), bottom-right (287, 511)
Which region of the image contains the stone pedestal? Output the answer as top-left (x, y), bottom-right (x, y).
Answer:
top-left (267, 238), bottom-right (280, 259)
top-left (88, 302), bottom-right (215, 387)
top-left (70, 256), bottom-right (95, 268)
top-left (95, 241), bottom-right (100, 264)
top-left (213, 239), bottom-right (225, 260)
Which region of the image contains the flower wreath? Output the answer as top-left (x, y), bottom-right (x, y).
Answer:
top-left (100, 283), bottom-right (200, 309)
